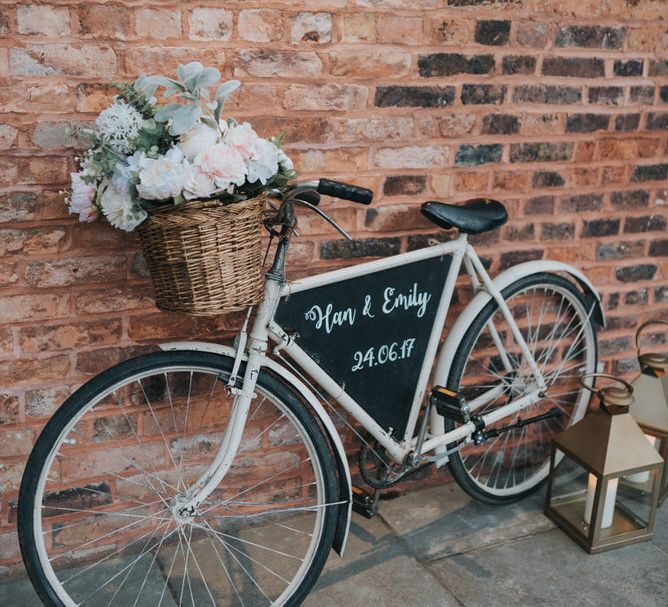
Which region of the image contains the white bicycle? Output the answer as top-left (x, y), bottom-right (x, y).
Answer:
top-left (19, 179), bottom-right (602, 606)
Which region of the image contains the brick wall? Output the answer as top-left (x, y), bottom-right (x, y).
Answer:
top-left (1, 0), bottom-right (667, 575)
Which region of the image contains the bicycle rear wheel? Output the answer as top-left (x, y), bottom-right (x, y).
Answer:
top-left (445, 273), bottom-right (598, 504)
top-left (19, 350), bottom-right (338, 607)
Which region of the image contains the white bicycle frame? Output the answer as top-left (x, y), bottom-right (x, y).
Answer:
top-left (166, 231), bottom-right (602, 524)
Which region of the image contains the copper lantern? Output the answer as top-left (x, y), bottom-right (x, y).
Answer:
top-left (544, 374), bottom-right (664, 554)
top-left (630, 319), bottom-right (668, 505)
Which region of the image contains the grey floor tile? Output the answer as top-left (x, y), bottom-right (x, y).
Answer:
top-left (651, 501), bottom-right (668, 554)
top-left (305, 513), bottom-right (460, 607)
top-left (378, 483), bottom-right (554, 562)
top-left (428, 529), bottom-right (668, 607)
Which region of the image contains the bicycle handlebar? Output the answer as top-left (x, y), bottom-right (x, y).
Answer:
top-left (317, 178), bottom-right (373, 205)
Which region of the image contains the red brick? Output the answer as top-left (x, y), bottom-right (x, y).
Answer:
top-left (188, 8), bottom-right (232, 41)
top-left (238, 9), bottom-right (283, 42)
top-left (76, 5), bottom-right (130, 40)
top-left (17, 5), bottom-right (70, 36)
top-left (427, 17), bottom-right (469, 44)
top-left (291, 148), bottom-right (368, 173)
top-left (0, 394), bottom-right (19, 425)
top-left (76, 346), bottom-right (150, 375)
top-left (10, 44), bottom-right (116, 77)
top-left (128, 313), bottom-right (219, 342)
top-left (234, 49), bottom-right (322, 78)
top-left (124, 47), bottom-right (226, 75)
top-left (330, 116), bottom-right (413, 142)
top-left (0, 261), bottom-right (18, 287)
top-left (0, 227), bottom-right (67, 256)
top-left (329, 49), bottom-right (411, 78)
top-left (0, 355), bottom-right (70, 385)
top-left (0, 293), bottom-right (70, 324)
top-left (24, 256), bottom-right (127, 288)
top-left (75, 286), bottom-right (154, 315)
top-left (336, 13), bottom-right (375, 43)
top-left (135, 8), bottom-right (181, 39)
top-left (283, 84), bottom-right (368, 111)
top-left (364, 206), bottom-right (431, 232)
top-left (292, 12), bottom-right (332, 44)
top-left (19, 319), bottom-right (122, 354)
top-left (374, 145), bottom-right (449, 169)
top-left (377, 15), bottom-right (423, 44)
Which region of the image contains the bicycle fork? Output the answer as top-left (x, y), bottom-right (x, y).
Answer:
top-left (174, 280), bottom-right (282, 516)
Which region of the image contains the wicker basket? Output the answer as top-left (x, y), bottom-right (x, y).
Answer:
top-left (136, 196), bottom-right (266, 316)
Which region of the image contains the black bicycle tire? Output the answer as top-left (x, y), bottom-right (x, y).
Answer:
top-left (18, 349), bottom-right (339, 607)
top-left (445, 273), bottom-right (598, 505)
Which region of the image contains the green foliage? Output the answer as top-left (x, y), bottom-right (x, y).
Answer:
top-left (148, 62), bottom-right (240, 136)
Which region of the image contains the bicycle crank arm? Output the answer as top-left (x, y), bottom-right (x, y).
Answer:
top-left (478, 407), bottom-right (563, 441)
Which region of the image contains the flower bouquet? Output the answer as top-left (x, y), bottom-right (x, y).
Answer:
top-left (66, 62), bottom-right (296, 315)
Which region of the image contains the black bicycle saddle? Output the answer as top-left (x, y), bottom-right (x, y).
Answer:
top-left (420, 198), bottom-right (508, 234)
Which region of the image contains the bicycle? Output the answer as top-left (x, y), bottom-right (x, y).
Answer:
top-left (18, 179), bottom-right (603, 606)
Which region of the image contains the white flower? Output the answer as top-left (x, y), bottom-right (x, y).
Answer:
top-left (179, 123), bottom-right (219, 160)
top-left (99, 181), bottom-right (147, 232)
top-left (136, 149), bottom-right (188, 200)
top-left (111, 151), bottom-right (148, 197)
top-left (246, 138), bottom-right (279, 185)
top-left (95, 100), bottom-right (144, 154)
top-left (226, 122), bottom-right (261, 161)
top-left (278, 149), bottom-right (294, 172)
top-left (183, 165), bottom-right (217, 200)
top-left (194, 142), bottom-right (247, 190)
top-left (68, 172), bottom-right (98, 222)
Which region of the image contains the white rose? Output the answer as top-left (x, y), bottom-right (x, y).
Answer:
top-left (179, 123), bottom-right (219, 160)
top-left (99, 182), bottom-right (147, 232)
top-left (246, 138), bottom-right (279, 185)
top-left (226, 122), bottom-right (261, 161)
top-left (183, 165), bottom-right (217, 200)
top-left (194, 142), bottom-right (247, 190)
top-left (278, 149), bottom-right (294, 172)
top-left (136, 152), bottom-right (188, 200)
top-left (69, 172), bottom-right (99, 222)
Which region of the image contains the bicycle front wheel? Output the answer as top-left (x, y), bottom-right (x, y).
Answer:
top-left (445, 273), bottom-right (598, 504)
top-left (19, 350), bottom-right (338, 607)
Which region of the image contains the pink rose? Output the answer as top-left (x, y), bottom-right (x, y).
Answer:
top-left (195, 142), bottom-right (247, 189)
top-left (225, 122), bottom-right (261, 161)
top-left (68, 172), bottom-right (99, 222)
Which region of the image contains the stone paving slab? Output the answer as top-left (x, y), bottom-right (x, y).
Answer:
top-left (305, 514), bottom-right (460, 607)
top-left (427, 528), bottom-right (668, 607)
top-left (378, 482), bottom-right (554, 562)
top-left (0, 557), bottom-right (178, 607)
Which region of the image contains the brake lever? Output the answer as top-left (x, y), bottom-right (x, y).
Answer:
top-left (292, 197), bottom-right (353, 241)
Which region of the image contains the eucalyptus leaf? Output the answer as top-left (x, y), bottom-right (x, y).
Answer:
top-left (154, 103), bottom-right (183, 123)
top-left (215, 80), bottom-right (240, 101)
top-left (190, 67), bottom-right (221, 91)
top-left (167, 104), bottom-right (201, 135)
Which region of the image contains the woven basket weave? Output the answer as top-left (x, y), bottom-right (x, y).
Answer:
top-left (137, 196), bottom-right (265, 316)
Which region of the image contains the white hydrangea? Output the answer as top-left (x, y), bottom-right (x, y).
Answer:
top-left (136, 147), bottom-right (188, 200)
top-left (246, 138), bottom-right (279, 185)
top-left (183, 165), bottom-right (217, 200)
top-left (95, 100), bottom-right (144, 154)
top-left (278, 149), bottom-right (294, 173)
top-left (179, 123), bottom-right (219, 160)
top-left (99, 181), bottom-right (147, 232)
top-left (111, 151), bottom-right (147, 196)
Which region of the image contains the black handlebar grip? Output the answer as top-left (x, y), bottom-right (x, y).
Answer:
top-left (317, 179), bottom-right (373, 205)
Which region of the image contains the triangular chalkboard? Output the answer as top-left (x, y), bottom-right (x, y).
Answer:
top-left (275, 255), bottom-right (451, 438)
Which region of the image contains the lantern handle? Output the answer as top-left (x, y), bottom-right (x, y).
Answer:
top-left (579, 373), bottom-right (633, 396)
top-left (635, 319), bottom-right (668, 356)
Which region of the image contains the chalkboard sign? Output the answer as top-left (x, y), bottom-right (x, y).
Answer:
top-left (275, 256), bottom-right (451, 438)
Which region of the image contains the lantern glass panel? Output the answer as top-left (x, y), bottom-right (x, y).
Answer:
top-left (548, 450), bottom-right (590, 535)
top-left (616, 477), bottom-right (654, 530)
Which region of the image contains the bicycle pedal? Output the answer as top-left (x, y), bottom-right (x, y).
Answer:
top-left (430, 386), bottom-right (471, 424)
top-left (351, 485), bottom-right (378, 519)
